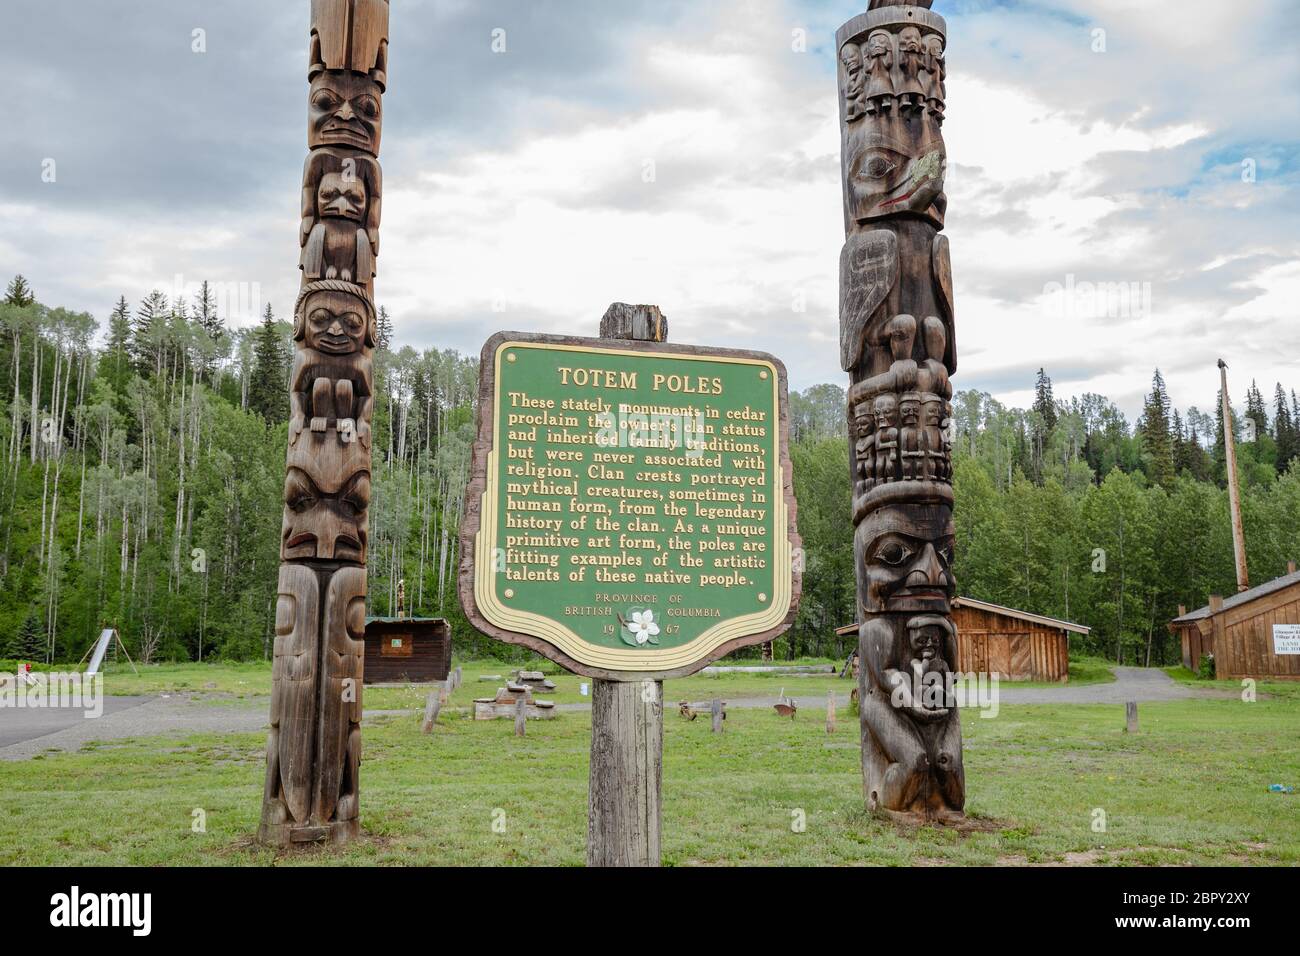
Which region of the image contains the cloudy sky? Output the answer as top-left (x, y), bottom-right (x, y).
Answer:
top-left (3, 0), bottom-right (1297, 420)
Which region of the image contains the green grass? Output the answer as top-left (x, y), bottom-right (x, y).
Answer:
top-left (2, 691), bottom-right (1296, 866)
top-left (1164, 665), bottom-right (1300, 702)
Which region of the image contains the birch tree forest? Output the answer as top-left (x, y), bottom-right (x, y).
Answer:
top-left (0, 275), bottom-right (479, 664)
top-left (3, 273), bottom-right (1298, 668)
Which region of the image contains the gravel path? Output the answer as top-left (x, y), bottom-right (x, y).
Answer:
top-left (0, 668), bottom-right (1230, 760)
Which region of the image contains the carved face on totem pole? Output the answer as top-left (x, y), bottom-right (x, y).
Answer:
top-left (857, 505), bottom-right (955, 615)
top-left (309, 71), bottom-right (383, 153)
top-left (282, 463), bottom-right (371, 563)
top-left (295, 288), bottom-right (375, 354)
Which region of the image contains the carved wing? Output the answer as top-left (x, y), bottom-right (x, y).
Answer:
top-left (314, 566), bottom-right (366, 824)
top-left (839, 230), bottom-right (898, 372)
top-left (273, 565), bottom-right (319, 825)
top-left (932, 234), bottom-right (956, 373)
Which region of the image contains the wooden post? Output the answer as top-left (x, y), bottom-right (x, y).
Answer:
top-left (438, 679), bottom-right (451, 704)
top-left (826, 689), bottom-right (836, 734)
top-left (589, 678), bottom-right (662, 866)
top-left (1125, 701), bottom-right (1139, 734)
top-left (586, 303), bottom-right (667, 868)
top-left (711, 697), bottom-right (724, 733)
top-left (514, 695), bottom-right (527, 737)
top-left (421, 692), bottom-right (441, 734)
top-left (1218, 360), bottom-right (1249, 592)
top-left (259, 0), bottom-right (389, 847)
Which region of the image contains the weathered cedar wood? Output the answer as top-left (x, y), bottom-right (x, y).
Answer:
top-left (838, 1), bottom-right (965, 823)
top-left (259, 0), bottom-right (389, 846)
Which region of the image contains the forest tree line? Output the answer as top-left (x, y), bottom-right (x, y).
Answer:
top-left (3, 274), bottom-right (1297, 667)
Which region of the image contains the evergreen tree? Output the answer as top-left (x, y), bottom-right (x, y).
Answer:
top-left (4, 275), bottom-right (35, 307)
top-left (248, 303), bottom-right (288, 423)
top-left (376, 305), bottom-right (393, 352)
top-left (1245, 380), bottom-right (1268, 440)
top-left (132, 289), bottom-right (169, 376)
top-left (7, 611), bottom-right (44, 660)
top-left (1139, 369), bottom-right (1175, 487)
top-left (1032, 368), bottom-right (1058, 430)
top-left (1275, 383), bottom-right (1296, 474)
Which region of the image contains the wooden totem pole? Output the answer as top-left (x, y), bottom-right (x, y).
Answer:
top-left (259, 0), bottom-right (389, 846)
top-left (836, 1), bottom-right (964, 822)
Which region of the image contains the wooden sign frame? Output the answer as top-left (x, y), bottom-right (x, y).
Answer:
top-left (459, 331), bottom-right (801, 681)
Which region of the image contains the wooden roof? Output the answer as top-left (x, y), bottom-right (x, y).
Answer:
top-left (1170, 569), bottom-right (1300, 626)
top-left (834, 597), bottom-right (1089, 636)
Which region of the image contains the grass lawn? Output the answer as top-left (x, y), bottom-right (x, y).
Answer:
top-left (1, 687), bottom-right (1296, 866)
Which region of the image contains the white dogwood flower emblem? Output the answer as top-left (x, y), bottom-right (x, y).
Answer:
top-left (628, 609), bottom-right (660, 645)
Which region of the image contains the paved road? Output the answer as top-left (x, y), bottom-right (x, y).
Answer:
top-left (0, 668), bottom-right (1231, 759)
top-left (0, 695), bottom-right (151, 749)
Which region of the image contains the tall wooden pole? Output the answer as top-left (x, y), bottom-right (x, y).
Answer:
top-left (1218, 359), bottom-right (1249, 592)
top-left (836, 1), bottom-right (965, 822)
top-left (259, 0), bottom-right (389, 846)
top-left (586, 303), bottom-right (667, 867)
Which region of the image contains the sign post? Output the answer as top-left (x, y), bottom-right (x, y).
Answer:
top-left (459, 303), bottom-right (801, 865)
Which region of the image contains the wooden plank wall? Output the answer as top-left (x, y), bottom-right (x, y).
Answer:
top-left (1214, 584), bottom-right (1300, 680)
top-left (363, 620), bottom-right (452, 684)
top-left (953, 606), bottom-right (1070, 682)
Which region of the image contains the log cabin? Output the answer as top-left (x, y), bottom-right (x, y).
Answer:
top-left (1168, 562), bottom-right (1300, 680)
top-left (363, 615), bottom-right (452, 684)
top-left (837, 596), bottom-right (1088, 682)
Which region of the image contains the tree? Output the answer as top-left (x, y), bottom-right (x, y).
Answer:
top-left (6, 611), bottom-right (45, 660)
top-left (1274, 383), bottom-right (1295, 475)
top-left (247, 304), bottom-right (288, 423)
top-left (4, 275), bottom-right (35, 307)
top-left (1032, 368), bottom-right (1058, 431)
top-left (132, 290), bottom-right (169, 376)
top-left (1139, 369), bottom-right (1175, 488)
top-left (376, 305), bottom-right (393, 352)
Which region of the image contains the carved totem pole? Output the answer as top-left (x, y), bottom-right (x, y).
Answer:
top-left (259, 0), bottom-right (388, 846)
top-left (837, 1), bottom-right (964, 822)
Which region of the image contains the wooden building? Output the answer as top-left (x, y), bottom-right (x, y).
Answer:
top-left (363, 615), bottom-right (452, 684)
top-left (1168, 564), bottom-right (1300, 680)
top-left (837, 597), bottom-right (1088, 682)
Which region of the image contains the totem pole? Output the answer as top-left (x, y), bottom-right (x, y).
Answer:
top-left (259, 0), bottom-right (389, 846)
top-left (836, 1), bottom-right (964, 822)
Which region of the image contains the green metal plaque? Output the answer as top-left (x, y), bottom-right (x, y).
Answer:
top-left (461, 333), bottom-right (800, 679)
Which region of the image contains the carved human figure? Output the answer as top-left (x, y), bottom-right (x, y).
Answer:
top-left (897, 27), bottom-right (926, 113)
top-left (863, 31), bottom-right (894, 114)
top-left (924, 35), bottom-right (946, 117)
top-left (858, 613), bottom-right (964, 815)
top-left (873, 393), bottom-right (899, 483)
top-left (841, 43), bottom-right (866, 121)
top-left (921, 394), bottom-right (946, 481)
top-left (289, 282), bottom-right (375, 448)
top-left (855, 404), bottom-right (876, 493)
top-left (898, 392), bottom-right (923, 480)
